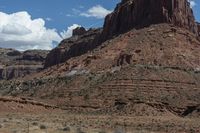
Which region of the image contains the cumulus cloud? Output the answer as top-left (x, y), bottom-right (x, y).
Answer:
top-left (60, 24), bottom-right (81, 39)
top-left (188, 0), bottom-right (196, 8)
top-left (80, 5), bottom-right (112, 19)
top-left (0, 11), bottom-right (62, 51)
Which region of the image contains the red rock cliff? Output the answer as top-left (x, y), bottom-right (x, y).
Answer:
top-left (197, 23), bottom-right (200, 36)
top-left (101, 0), bottom-right (198, 41)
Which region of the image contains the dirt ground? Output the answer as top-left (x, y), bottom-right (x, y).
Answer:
top-left (0, 112), bottom-right (200, 133)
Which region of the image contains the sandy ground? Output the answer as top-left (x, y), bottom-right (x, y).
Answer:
top-left (0, 112), bottom-right (200, 133)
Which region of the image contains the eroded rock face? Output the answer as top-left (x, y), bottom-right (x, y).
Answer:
top-left (116, 53), bottom-right (132, 66)
top-left (101, 0), bottom-right (198, 41)
top-left (44, 28), bottom-right (102, 68)
top-left (197, 23), bottom-right (200, 36)
top-left (0, 48), bottom-right (48, 80)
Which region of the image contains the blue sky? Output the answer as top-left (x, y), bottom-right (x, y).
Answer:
top-left (0, 0), bottom-right (120, 32)
top-left (192, 1), bottom-right (200, 21)
top-left (0, 0), bottom-right (199, 51)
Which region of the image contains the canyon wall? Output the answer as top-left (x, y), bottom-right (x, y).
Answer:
top-left (101, 0), bottom-right (198, 41)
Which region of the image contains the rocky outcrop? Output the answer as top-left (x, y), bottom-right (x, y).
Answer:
top-left (0, 48), bottom-right (48, 80)
top-left (72, 27), bottom-right (87, 36)
top-left (44, 28), bottom-right (102, 68)
top-left (17, 50), bottom-right (48, 62)
top-left (197, 22), bottom-right (200, 36)
top-left (101, 0), bottom-right (198, 41)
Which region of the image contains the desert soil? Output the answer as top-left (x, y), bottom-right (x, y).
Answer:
top-left (0, 112), bottom-right (200, 133)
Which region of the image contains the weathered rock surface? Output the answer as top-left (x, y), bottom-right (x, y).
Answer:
top-left (101, 0), bottom-right (199, 41)
top-left (0, 48), bottom-right (48, 80)
top-left (44, 28), bottom-right (102, 68)
top-left (72, 27), bottom-right (87, 36)
top-left (197, 22), bottom-right (200, 36)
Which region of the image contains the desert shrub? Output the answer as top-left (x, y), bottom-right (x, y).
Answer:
top-left (76, 128), bottom-right (85, 133)
top-left (114, 128), bottom-right (126, 133)
top-left (12, 130), bottom-right (17, 133)
top-left (40, 124), bottom-right (47, 129)
top-left (84, 94), bottom-right (89, 100)
top-left (32, 122), bottom-right (38, 126)
top-left (99, 131), bottom-right (107, 133)
top-left (62, 126), bottom-right (70, 131)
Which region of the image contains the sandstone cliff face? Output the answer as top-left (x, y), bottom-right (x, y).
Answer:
top-left (44, 28), bottom-right (102, 68)
top-left (101, 0), bottom-right (198, 41)
top-left (197, 23), bottom-right (200, 36)
top-left (0, 48), bottom-right (48, 80)
top-left (44, 0), bottom-right (199, 69)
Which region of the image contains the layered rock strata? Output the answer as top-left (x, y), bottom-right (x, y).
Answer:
top-left (101, 0), bottom-right (199, 41)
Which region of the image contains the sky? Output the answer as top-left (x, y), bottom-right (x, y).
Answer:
top-left (0, 0), bottom-right (199, 51)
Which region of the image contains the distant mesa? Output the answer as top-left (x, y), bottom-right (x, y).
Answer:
top-left (0, 48), bottom-right (48, 80)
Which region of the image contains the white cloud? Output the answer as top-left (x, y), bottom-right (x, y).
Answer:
top-left (45, 17), bottom-right (52, 21)
top-left (80, 5), bottom-right (112, 19)
top-left (188, 0), bottom-right (196, 8)
top-left (60, 24), bottom-right (81, 39)
top-left (0, 11), bottom-right (62, 51)
top-left (2, 23), bottom-right (31, 35)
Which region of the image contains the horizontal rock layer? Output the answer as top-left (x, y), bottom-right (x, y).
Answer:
top-left (0, 48), bottom-right (48, 80)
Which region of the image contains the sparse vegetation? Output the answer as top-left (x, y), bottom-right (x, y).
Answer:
top-left (32, 122), bottom-right (38, 126)
top-left (40, 124), bottom-right (47, 129)
top-left (62, 126), bottom-right (70, 131)
top-left (98, 131), bottom-right (107, 133)
top-left (114, 128), bottom-right (126, 133)
top-left (76, 128), bottom-right (85, 133)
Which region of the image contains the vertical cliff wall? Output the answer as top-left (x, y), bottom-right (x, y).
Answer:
top-left (197, 23), bottom-right (200, 36)
top-left (101, 0), bottom-right (198, 41)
